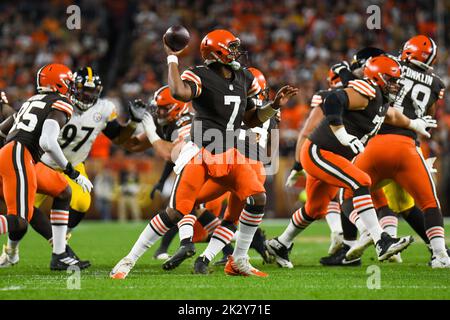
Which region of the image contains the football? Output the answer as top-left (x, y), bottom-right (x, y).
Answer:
top-left (164, 25), bottom-right (190, 51)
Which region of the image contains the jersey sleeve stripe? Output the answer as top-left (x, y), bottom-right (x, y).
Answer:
top-left (54, 100), bottom-right (73, 110)
top-left (52, 102), bottom-right (73, 116)
top-left (349, 80), bottom-right (376, 99)
top-left (181, 72), bottom-right (202, 97)
top-left (439, 88), bottom-right (445, 99)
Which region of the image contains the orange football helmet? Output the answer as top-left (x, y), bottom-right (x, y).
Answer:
top-left (200, 29), bottom-right (243, 64)
top-left (152, 86), bottom-right (189, 124)
top-left (36, 63), bottom-right (74, 96)
top-left (401, 35), bottom-right (437, 67)
top-left (248, 67), bottom-right (269, 101)
top-left (364, 56), bottom-right (402, 99)
top-left (327, 68), bottom-right (342, 88)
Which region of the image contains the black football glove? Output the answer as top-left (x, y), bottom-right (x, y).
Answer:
top-left (331, 61), bottom-right (350, 75)
top-left (128, 99), bottom-right (147, 123)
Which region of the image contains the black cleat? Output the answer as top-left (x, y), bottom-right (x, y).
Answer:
top-left (50, 252), bottom-right (91, 271)
top-left (66, 245), bottom-right (91, 268)
top-left (375, 232), bottom-right (414, 261)
top-left (250, 228), bottom-right (274, 264)
top-left (264, 238), bottom-right (293, 268)
top-left (193, 256), bottom-right (211, 274)
top-left (162, 241), bottom-right (196, 270)
top-left (320, 244), bottom-right (361, 266)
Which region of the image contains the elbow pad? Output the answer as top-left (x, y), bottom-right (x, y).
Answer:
top-left (322, 90), bottom-right (349, 126)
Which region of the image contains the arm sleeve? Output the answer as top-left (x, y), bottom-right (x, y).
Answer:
top-left (322, 90), bottom-right (349, 126)
top-left (102, 119), bottom-right (122, 140)
top-left (338, 68), bottom-right (356, 86)
top-left (39, 119), bottom-right (69, 169)
top-left (157, 161), bottom-right (175, 185)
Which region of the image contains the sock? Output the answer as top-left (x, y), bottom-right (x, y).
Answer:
top-left (349, 210), bottom-right (366, 234)
top-left (177, 214), bottom-right (196, 242)
top-left (68, 209), bottom-right (86, 232)
top-left (0, 216), bottom-right (8, 234)
top-left (340, 199), bottom-right (358, 241)
top-left (341, 212), bottom-right (358, 241)
top-left (127, 211), bottom-right (175, 262)
top-left (222, 243), bottom-right (234, 256)
top-left (50, 209), bottom-right (69, 254)
top-left (353, 189), bottom-right (383, 243)
top-left (30, 207), bottom-right (52, 240)
top-left (424, 207), bottom-right (446, 255)
top-left (278, 207), bottom-right (314, 248)
top-left (379, 214), bottom-right (398, 238)
top-left (233, 204), bottom-right (264, 259)
top-left (198, 210), bottom-right (221, 235)
top-left (202, 221), bottom-right (236, 261)
top-left (325, 201), bottom-right (343, 233)
top-left (401, 206), bottom-right (429, 243)
top-left (157, 226), bottom-right (178, 252)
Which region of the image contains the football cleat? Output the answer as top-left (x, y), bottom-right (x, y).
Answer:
top-left (162, 241), bottom-right (196, 270)
top-left (375, 232), bottom-right (414, 261)
top-left (110, 257), bottom-right (136, 279)
top-left (50, 252), bottom-right (91, 271)
top-left (388, 253), bottom-right (403, 263)
top-left (430, 251), bottom-right (450, 269)
top-left (213, 254), bottom-right (230, 266)
top-left (264, 238), bottom-right (293, 268)
top-left (328, 231), bottom-right (344, 255)
top-left (224, 255), bottom-right (268, 277)
top-left (320, 244), bottom-right (361, 266)
top-left (193, 256), bottom-right (211, 274)
top-left (0, 245), bottom-right (19, 268)
top-left (250, 228), bottom-right (274, 264)
top-left (345, 230), bottom-right (373, 260)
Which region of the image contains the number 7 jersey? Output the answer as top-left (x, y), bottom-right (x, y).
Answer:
top-left (40, 98), bottom-right (117, 169)
top-left (181, 64), bottom-right (260, 153)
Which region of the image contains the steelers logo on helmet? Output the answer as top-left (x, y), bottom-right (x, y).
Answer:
top-left (72, 66), bottom-right (103, 112)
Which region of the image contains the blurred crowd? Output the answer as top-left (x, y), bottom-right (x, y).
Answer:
top-left (0, 0), bottom-right (449, 216)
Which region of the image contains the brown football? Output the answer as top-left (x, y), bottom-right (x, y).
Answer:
top-left (164, 25), bottom-right (190, 51)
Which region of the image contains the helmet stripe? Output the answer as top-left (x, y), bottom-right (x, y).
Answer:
top-left (36, 65), bottom-right (46, 89)
top-left (425, 37), bottom-right (437, 66)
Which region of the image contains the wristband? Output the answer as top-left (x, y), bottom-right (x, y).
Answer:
top-left (257, 102), bottom-right (278, 123)
top-left (63, 162), bottom-right (79, 179)
top-left (292, 161), bottom-right (302, 171)
top-left (167, 55), bottom-right (179, 65)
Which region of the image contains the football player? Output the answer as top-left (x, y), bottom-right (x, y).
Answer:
top-left (341, 35), bottom-right (449, 268)
top-left (0, 64), bottom-right (92, 270)
top-left (265, 55), bottom-right (434, 268)
top-left (0, 66), bottom-right (150, 267)
top-left (162, 67), bottom-right (277, 273)
top-left (110, 29), bottom-right (297, 278)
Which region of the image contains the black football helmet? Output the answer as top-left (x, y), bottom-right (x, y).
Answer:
top-left (72, 67), bottom-right (103, 111)
top-left (350, 47), bottom-right (386, 71)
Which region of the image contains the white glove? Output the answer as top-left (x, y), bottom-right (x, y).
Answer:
top-left (425, 156), bottom-right (437, 174)
top-left (407, 116), bottom-right (437, 138)
top-left (142, 112), bottom-right (162, 143)
top-left (333, 126), bottom-right (365, 154)
top-left (74, 174), bottom-right (93, 193)
top-left (331, 61), bottom-right (350, 75)
top-left (286, 169), bottom-right (304, 187)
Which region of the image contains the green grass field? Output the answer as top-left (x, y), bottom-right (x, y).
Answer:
top-left (0, 219), bottom-right (449, 300)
